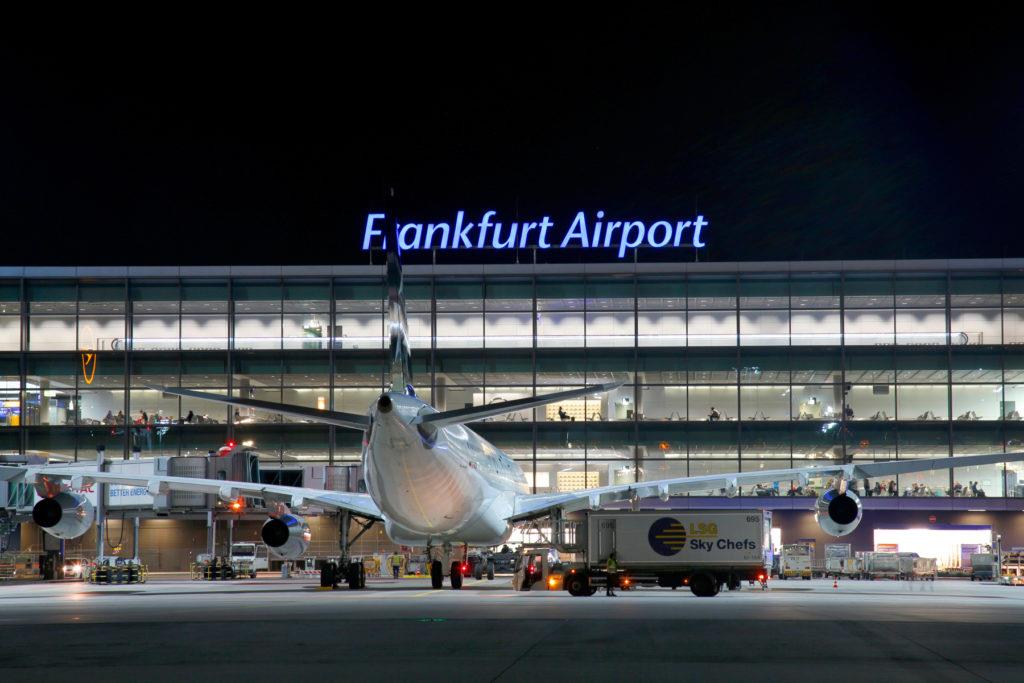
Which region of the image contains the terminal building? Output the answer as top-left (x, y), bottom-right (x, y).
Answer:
top-left (4, 257), bottom-right (1024, 569)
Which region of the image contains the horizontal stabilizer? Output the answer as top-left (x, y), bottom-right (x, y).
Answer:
top-left (418, 382), bottom-right (624, 428)
top-left (146, 385), bottom-right (369, 430)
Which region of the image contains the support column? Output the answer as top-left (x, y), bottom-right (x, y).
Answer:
top-left (206, 511), bottom-right (216, 557)
top-left (132, 516), bottom-right (140, 562)
top-left (95, 445), bottom-right (106, 559)
top-left (227, 518), bottom-right (234, 554)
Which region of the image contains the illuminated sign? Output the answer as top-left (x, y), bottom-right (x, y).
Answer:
top-left (361, 210), bottom-right (708, 259)
top-left (81, 353), bottom-right (97, 385)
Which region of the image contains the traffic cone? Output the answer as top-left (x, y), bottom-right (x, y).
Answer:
top-left (833, 577), bottom-right (838, 589)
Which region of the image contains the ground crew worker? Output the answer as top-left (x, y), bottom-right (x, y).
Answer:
top-left (389, 551), bottom-right (404, 579)
top-left (605, 551), bottom-right (619, 597)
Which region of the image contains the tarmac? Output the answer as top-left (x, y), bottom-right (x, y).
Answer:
top-left (2, 576), bottom-right (1023, 682)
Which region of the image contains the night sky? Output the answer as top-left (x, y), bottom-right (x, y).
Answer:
top-left (1, 9), bottom-right (1021, 266)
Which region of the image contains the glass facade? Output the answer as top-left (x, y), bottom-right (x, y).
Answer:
top-left (3, 263), bottom-right (1024, 498)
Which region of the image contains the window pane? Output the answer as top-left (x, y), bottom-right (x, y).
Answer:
top-left (182, 314), bottom-right (228, 350)
top-left (688, 310), bottom-right (736, 346)
top-left (740, 386), bottom-right (790, 420)
top-left (586, 278), bottom-right (634, 310)
top-left (485, 279), bottom-right (532, 312)
top-left (896, 309), bottom-right (947, 345)
top-left (638, 385), bottom-right (686, 421)
top-left (537, 311), bottom-right (583, 348)
top-left (436, 313), bottom-right (483, 349)
top-left (586, 312), bottom-right (634, 347)
top-left (638, 311), bottom-right (685, 347)
top-left (952, 385), bottom-right (1001, 420)
top-left (688, 386), bottom-right (738, 422)
top-left (950, 308), bottom-right (1001, 345)
top-left (637, 278), bottom-right (685, 310)
top-left (894, 275), bottom-right (946, 308)
top-left (739, 276), bottom-right (788, 309)
top-left (898, 386), bottom-right (949, 421)
top-left (844, 309), bottom-right (894, 345)
top-left (791, 385), bottom-right (841, 420)
top-left (485, 311), bottom-right (532, 348)
top-left (739, 310), bottom-right (789, 346)
top-left (336, 312), bottom-right (383, 350)
top-left (846, 385), bottom-right (895, 422)
top-left (792, 310), bottom-right (840, 345)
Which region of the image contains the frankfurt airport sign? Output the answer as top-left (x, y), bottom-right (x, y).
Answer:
top-left (361, 211), bottom-right (708, 259)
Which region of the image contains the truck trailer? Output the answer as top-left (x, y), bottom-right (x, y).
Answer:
top-left (560, 510), bottom-right (772, 597)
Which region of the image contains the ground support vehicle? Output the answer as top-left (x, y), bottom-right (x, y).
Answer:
top-left (970, 552), bottom-right (996, 581)
top-left (779, 544), bottom-right (813, 580)
top-left (825, 556), bottom-right (863, 579)
top-left (911, 557), bottom-right (938, 581)
top-left (555, 510), bottom-right (772, 598)
top-left (229, 542), bottom-right (269, 578)
top-left (862, 552), bottom-right (902, 580)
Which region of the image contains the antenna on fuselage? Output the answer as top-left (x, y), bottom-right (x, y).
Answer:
top-left (385, 189), bottom-right (414, 396)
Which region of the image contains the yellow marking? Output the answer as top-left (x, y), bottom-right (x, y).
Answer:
top-left (413, 590), bottom-right (440, 597)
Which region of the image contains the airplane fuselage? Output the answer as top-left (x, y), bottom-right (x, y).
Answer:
top-left (362, 392), bottom-right (528, 546)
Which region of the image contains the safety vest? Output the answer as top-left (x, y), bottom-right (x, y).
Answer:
top-left (390, 555), bottom-right (402, 566)
top-left (606, 557), bottom-right (619, 572)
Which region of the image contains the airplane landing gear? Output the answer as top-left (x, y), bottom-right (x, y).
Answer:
top-left (486, 558), bottom-right (495, 580)
top-left (450, 561), bottom-right (463, 590)
top-left (430, 560), bottom-right (444, 589)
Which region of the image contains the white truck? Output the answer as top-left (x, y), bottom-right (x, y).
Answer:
top-left (779, 544), bottom-right (813, 580)
top-left (229, 542), bottom-right (269, 578)
top-left (558, 510), bottom-right (772, 598)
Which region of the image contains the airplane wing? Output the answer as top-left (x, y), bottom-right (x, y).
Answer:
top-left (508, 451), bottom-right (1024, 521)
top-left (146, 385), bottom-right (370, 430)
top-left (416, 382), bottom-right (624, 428)
top-left (5, 465), bottom-right (381, 520)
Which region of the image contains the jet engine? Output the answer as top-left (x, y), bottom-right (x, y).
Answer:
top-left (261, 513), bottom-right (311, 560)
top-left (32, 492), bottom-right (94, 539)
top-left (815, 487), bottom-right (863, 536)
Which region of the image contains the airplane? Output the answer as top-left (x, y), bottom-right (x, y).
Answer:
top-left (3, 247), bottom-right (1024, 590)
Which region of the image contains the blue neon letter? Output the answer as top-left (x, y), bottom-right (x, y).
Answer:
top-left (363, 213), bottom-right (385, 250)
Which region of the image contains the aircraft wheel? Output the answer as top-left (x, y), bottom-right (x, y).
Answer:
top-left (430, 560), bottom-right (444, 589)
top-left (486, 559), bottom-right (495, 580)
top-left (473, 563), bottom-right (483, 580)
top-left (347, 561), bottom-right (365, 590)
top-left (450, 562), bottom-right (463, 589)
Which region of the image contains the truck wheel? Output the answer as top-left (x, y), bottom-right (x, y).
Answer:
top-left (727, 574), bottom-right (741, 591)
top-left (565, 573), bottom-right (591, 597)
top-left (450, 562), bottom-right (463, 589)
top-left (690, 572), bottom-right (717, 597)
top-left (473, 563), bottom-right (483, 580)
top-left (487, 559), bottom-right (495, 580)
top-left (430, 560), bottom-right (444, 589)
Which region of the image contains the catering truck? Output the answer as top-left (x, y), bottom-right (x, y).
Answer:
top-left (560, 510), bottom-right (772, 597)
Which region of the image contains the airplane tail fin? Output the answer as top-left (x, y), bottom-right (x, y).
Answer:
top-left (387, 227), bottom-right (414, 395)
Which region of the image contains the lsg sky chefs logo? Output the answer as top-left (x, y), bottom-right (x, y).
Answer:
top-left (361, 210), bottom-right (708, 259)
top-left (648, 518), bottom-right (724, 556)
